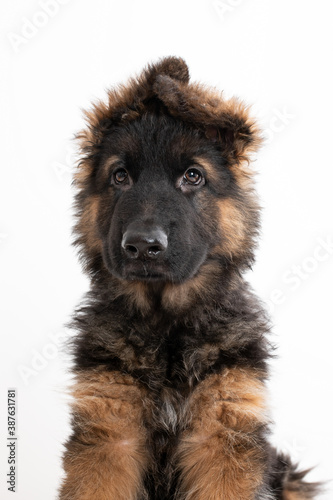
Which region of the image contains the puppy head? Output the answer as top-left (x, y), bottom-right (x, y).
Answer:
top-left (73, 57), bottom-right (262, 294)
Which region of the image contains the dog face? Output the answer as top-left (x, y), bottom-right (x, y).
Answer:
top-left (74, 57), bottom-right (261, 289)
top-left (96, 114), bottom-right (235, 283)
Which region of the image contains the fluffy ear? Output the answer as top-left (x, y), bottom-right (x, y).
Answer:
top-left (75, 57), bottom-right (190, 152)
top-left (143, 56), bottom-right (190, 85)
top-left (153, 74), bottom-right (262, 165)
top-left (203, 117), bottom-right (262, 165)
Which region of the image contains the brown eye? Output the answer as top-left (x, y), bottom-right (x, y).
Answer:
top-left (184, 168), bottom-right (203, 185)
top-left (114, 168), bottom-right (128, 184)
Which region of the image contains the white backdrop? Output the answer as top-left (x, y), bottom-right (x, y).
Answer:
top-left (1, 1), bottom-right (332, 498)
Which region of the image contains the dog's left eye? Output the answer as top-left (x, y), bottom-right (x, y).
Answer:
top-left (184, 168), bottom-right (203, 185)
top-left (113, 168), bottom-right (129, 185)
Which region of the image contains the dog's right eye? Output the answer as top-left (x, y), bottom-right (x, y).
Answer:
top-left (113, 168), bottom-right (129, 185)
top-left (184, 168), bottom-right (203, 185)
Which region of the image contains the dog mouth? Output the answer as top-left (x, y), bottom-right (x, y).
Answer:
top-left (122, 262), bottom-right (171, 282)
top-left (126, 271), bottom-right (168, 282)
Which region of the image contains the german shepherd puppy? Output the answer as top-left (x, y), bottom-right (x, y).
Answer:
top-left (59, 57), bottom-right (319, 499)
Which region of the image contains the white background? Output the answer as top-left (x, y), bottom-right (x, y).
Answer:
top-left (1, 0), bottom-right (333, 498)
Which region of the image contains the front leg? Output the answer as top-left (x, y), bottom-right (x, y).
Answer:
top-left (59, 370), bottom-right (150, 500)
top-left (176, 367), bottom-right (270, 500)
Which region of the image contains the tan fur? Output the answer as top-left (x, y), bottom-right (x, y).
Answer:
top-left (283, 490), bottom-right (315, 500)
top-left (193, 156), bottom-right (221, 184)
top-left (59, 370), bottom-right (150, 500)
top-left (76, 195), bottom-right (103, 253)
top-left (283, 493), bottom-right (307, 500)
top-left (114, 260), bottom-right (220, 314)
top-left (216, 198), bottom-right (247, 259)
top-left (230, 159), bottom-right (257, 191)
top-left (73, 155), bottom-right (93, 188)
top-left (101, 154), bottom-right (122, 180)
top-left (162, 261), bottom-right (220, 312)
top-left (193, 154), bottom-right (257, 193)
top-left (115, 280), bottom-right (152, 314)
top-left (176, 367), bottom-right (268, 500)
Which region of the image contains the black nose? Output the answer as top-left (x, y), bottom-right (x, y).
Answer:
top-left (121, 226), bottom-right (168, 259)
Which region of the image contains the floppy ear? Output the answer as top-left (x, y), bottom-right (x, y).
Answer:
top-left (74, 57), bottom-right (191, 187)
top-left (75, 57), bottom-right (190, 152)
top-left (143, 56), bottom-right (190, 85)
top-left (203, 117), bottom-right (262, 165)
top-left (153, 74), bottom-right (262, 165)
